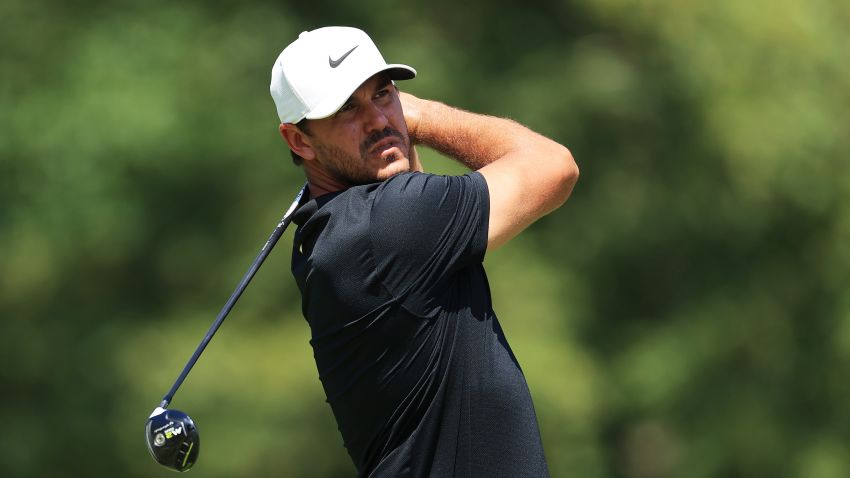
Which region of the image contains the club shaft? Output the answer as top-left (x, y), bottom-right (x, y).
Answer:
top-left (159, 184), bottom-right (307, 409)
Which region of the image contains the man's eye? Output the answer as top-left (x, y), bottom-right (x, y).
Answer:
top-left (338, 103), bottom-right (355, 113)
top-left (375, 89), bottom-right (390, 99)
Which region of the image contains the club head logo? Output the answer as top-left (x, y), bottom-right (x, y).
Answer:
top-left (154, 433), bottom-right (166, 447)
top-left (164, 425), bottom-right (183, 440)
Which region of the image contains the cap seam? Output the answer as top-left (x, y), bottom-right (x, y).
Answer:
top-left (278, 58), bottom-right (310, 123)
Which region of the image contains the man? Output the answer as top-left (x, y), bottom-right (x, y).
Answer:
top-left (270, 26), bottom-right (578, 477)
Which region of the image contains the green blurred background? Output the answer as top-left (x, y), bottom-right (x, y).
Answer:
top-left (2, 0), bottom-right (849, 476)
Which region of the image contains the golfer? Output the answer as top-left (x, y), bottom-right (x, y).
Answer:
top-left (270, 26), bottom-right (578, 477)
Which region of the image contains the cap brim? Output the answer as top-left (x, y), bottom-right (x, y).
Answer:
top-left (305, 64), bottom-right (417, 121)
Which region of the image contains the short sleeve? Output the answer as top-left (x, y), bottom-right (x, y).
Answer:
top-left (369, 172), bottom-right (490, 316)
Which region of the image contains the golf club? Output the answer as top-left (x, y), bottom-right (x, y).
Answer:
top-left (145, 184), bottom-right (307, 472)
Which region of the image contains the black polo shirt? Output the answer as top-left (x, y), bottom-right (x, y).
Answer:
top-left (291, 171), bottom-right (548, 477)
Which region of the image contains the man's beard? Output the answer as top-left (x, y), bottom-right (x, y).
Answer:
top-left (314, 127), bottom-right (409, 186)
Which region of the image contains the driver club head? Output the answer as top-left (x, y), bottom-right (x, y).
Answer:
top-left (145, 407), bottom-right (200, 471)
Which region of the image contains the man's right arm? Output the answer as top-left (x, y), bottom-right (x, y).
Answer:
top-left (400, 92), bottom-right (579, 251)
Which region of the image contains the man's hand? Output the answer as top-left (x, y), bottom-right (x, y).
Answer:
top-left (400, 91), bottom-right (424, 172)
top-left (409, 145), bottom-right (424, 172)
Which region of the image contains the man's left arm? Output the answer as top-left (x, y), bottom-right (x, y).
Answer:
top-left (400, 92), bottom-right (578, 251)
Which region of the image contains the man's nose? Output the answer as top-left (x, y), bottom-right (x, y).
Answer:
top-left (362, 101), bottom-right (389, 133)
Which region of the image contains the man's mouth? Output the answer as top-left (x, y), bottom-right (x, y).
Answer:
top-left (362, 128), bottom-right (406, 163)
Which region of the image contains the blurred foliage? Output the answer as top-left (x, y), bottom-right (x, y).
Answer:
top-left (1, 0), bottom-right (848, 476)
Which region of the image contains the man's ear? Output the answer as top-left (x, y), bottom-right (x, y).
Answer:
top-left (279, 123), bottom-right (316, 161)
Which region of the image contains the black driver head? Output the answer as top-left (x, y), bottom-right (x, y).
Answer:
top-left (145, 408), bottom-right (200, 471)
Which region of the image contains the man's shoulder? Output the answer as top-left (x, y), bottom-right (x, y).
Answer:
top-left (372, 171), bottom-right (486, 209)
top-left (367, 171), bottom-right (489, 251)
top-left (373, 171), bottom-right (431, 197)
top-left (297, 172), bottom-right (486, 225)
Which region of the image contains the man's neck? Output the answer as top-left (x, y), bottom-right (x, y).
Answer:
top-left (303, 165), bottom-right (349, 198)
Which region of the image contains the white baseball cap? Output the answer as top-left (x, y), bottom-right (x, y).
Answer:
top-left (270, 27), bottom-right (416, 124)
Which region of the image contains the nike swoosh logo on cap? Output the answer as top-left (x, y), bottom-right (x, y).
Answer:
top-left (329, 45), bottom-right (359, 68)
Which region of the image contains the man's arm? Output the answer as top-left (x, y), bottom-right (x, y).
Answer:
top-left (400, 92), bottom-right (579, 251)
